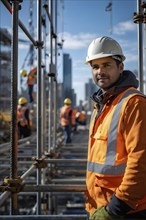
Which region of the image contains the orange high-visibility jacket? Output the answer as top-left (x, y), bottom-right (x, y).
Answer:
top-left (60, 105), bottom-right (73, 126)
top-left (76, 111), bottom-right (86, 123)
top-left (27, 67), bottom-right (37, 85)
top-left (72, 109), bottom-right (78, 125)
top-left (17, 105), bottom-right (29, 127)
top-left (86, 87), bottom-right (146, 215)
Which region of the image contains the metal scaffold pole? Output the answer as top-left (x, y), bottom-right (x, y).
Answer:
top-left (137, 0), bottom-right (144, 92)
top-left (0, 0), bottom-right (88, 218)
top-left (53, 0), bottom-right (58, 149)
top-left (48, 1), bottom-right (53, 214)
top-left (42, 6), bottom-right (47, 157)
top-left (48, 0), bottom-right (54, 152)
top-left (9, 0), bottom-right (22, 215)
top-left (36, 0), bottom-right (43, 215)
top-left (29, 0), bottom-right (35, 67)
top-left (1, 0), bottom-right (37, 47)
top-left (142, 2), bottom-right (146, 93)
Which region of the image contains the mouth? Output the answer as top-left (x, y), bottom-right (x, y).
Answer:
top-left (97, 77), bottom-right (108, 81)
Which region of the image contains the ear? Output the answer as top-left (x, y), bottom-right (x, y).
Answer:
top-left (90, 61), bottom-right (92, 66)
top-left (119, 63), bottom-right (124, 73)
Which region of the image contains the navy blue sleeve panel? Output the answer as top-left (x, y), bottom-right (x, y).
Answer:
top-left (107, 194), bottom-right (132, 216)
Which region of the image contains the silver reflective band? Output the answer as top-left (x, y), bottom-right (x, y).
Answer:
top-left (87, 161), bottom-right (126, 175)
top-left (88, 89), bottom-right (143, 175)
top-left (112, 55), bottom-right (122, 62)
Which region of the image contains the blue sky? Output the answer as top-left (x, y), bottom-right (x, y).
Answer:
top-left (0, 0), bottom-right (139, 103)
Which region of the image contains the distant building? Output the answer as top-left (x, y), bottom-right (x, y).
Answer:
top-left (62, 53), bottom-right (76, 107)
top-left (57, 82), bottom-right (64, 109)
top-left (71, 88), bottom-right (76, 107)
top-left (63, 53), bottom-right (72, 99)
top-left (0, 28), bottom-right (11, 111)
top-left (85, 78), bottom-right (97, 111)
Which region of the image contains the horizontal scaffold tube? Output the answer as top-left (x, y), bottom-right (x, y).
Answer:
top-left (1, 0), bottom-right (37, 46)
top-left (0, 215), bottom-right (87, 219)
top-left (22, 184), bottom-right (87, 192)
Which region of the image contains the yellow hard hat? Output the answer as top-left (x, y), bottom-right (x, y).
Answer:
top-left (18, 97), bottom-right (27, 105)
top-left (20, 69), bottom-right (27, 77)
top-left (64, 98), bottom-right (71, 105)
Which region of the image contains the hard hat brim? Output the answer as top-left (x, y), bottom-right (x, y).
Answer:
top-left (85, 53), bottom-right (126, 64)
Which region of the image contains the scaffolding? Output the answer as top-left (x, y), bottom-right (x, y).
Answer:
top-left (133, 0), bottom-right (146, 93)
top-left (0, 0), bottom-right (88, 219)
top-left (1, 0), bottom-right (146, 219)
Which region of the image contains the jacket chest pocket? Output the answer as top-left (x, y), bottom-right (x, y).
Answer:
top-left (93, 119), bottom-right (109, 140)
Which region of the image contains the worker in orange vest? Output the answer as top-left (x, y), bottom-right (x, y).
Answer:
top-left (27, 67), bottom-right (37, 103)
top-left (17, 97), bottom-right (31, 139)
top-left (72, 108), bottom-right (78, 132)
top-left (85, 36), bottom-right (146, 219)
top-left (75, 110), bottom-right (86, 126)
top-left (60, 98), bottom-right (74, 144)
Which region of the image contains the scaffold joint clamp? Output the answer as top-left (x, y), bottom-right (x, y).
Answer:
top-left (35, 41), bottom-right (44, 49)
top-left (0, 176), bottom-right (23, 193)
top-left (32, 157), bottom-right (48, 168)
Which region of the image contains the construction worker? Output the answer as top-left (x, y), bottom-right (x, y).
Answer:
top-left (85, 36), bottom-right (146, 220)
top-left (17, 97), bottom-right (31, 139)
top-left (27, 67), bottom-right (37, 103)
top-left (72, 108), bottom-right (78, 132)
top-left (60, 98), bottom-right (73, 144)
top-left (75, 110), bottom-right (86, 126)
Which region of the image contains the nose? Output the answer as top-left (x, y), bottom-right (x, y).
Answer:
top-left (96, 66), bottom-right (105, 75)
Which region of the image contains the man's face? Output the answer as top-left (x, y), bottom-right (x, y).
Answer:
top-left (91, 57), bottom-right (124, 91)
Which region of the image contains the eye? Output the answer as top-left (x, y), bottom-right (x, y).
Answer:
top-left (92, 65), bottom-right (99, 70)
top-left (104, 63), bottom-right (112, 69)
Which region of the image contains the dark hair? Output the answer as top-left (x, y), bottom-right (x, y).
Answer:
top-left (114, 59), bottom-right (121, 67)
top-left (112, 55), bottom-right (122, 66)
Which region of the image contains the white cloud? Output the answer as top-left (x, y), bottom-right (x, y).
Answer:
top-left (113, 20), bottom-right (136, 35)
top-left (58, 32), bottom-right (97, 49)
top-left (125, 53), bottom-right (138, 62)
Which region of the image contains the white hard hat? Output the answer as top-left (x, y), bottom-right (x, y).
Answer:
top-left (85, 36), bottom-right (126, 64)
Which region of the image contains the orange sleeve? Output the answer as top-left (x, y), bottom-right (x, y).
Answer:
top-left (116, 96), bottom-right (146, 209)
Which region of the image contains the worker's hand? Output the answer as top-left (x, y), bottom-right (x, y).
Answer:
top-left (89, 206), bottom-right (123, 220)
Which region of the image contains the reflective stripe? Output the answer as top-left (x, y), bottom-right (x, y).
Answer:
top-left (87, 161), bottom-right (126, 175)
top-left (106, 89), bottom-right (141, 165)
top-left (88, 89), bottom-right (142, 175)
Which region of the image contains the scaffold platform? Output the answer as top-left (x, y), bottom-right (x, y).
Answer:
top-left (0, 127), bottom-right (89, 219)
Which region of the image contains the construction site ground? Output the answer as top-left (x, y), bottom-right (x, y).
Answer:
top-left (0, 126), bottom-right (89, 219)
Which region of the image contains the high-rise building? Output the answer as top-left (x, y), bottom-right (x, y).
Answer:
top-left (0, 28), bottom-right (11, 111)
top-left (62, 53), bottom-right (76, 107)
top-left (57, 82), bottom-right (64, 109)
top-left (85, 78), bottom-right (97, 111)
top-left (63, 53), bottom-right (72, 100)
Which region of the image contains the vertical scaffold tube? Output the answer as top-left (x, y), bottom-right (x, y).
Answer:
top-left (37, 0), bottom-right (42, 215)
top-left (48, 0), bottom-right (54, 152)
top-left (10, 0), bottom-right (22, 215)
top-left (137, 0), bottom-right (144, 92)
top-left (53, 0), bottom-right (57, 150)
top-left (144, 6), bottom-right (146, 93)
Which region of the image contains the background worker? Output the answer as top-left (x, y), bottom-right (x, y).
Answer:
top-left (75, 110), bottom-right (86, 126)
top-left (60, 98), bottom-right (74, 144)
top-left (17, 97), bottom-right (31, 139)
top-left (85, 36), bottom-right (146, 220)
top-left (72, 108), bottom-right (78, 132)
top-left (27, 67), bottom-right (37, 103)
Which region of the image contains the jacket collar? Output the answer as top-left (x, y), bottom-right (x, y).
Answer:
top-left (91, 70), bottom-right (139, 109)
